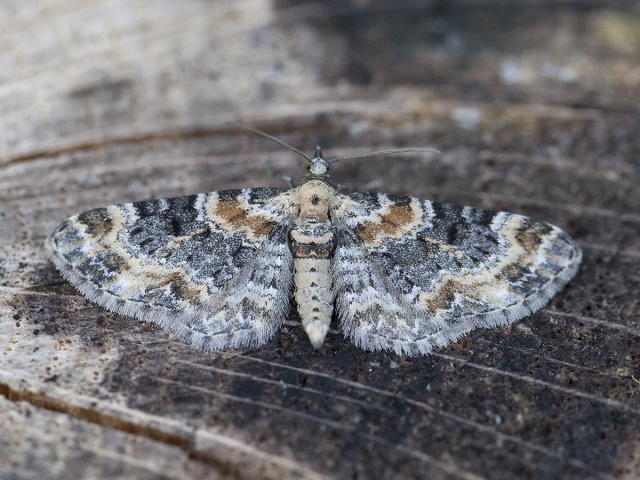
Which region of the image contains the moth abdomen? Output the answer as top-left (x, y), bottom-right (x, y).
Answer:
top-left (293, 258), bottom-right (333, 348)
top-left (289, 222), bottom-right (336, 348)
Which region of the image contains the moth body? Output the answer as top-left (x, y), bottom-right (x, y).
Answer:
top-left (289, 161), bottom-right (337, 348)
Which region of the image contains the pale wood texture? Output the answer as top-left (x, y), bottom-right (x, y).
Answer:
top-left (1, 1), bottom-right (639, 479)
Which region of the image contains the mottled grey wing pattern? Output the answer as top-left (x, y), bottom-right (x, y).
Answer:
top-left (46, 188), bottom-right (293, 350)
top-left (332, 192), bottom-right (582, 355)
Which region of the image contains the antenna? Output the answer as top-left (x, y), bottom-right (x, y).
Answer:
top-left (226, 122), bottom-right (313, 163)
top-left (227, 122), bottom-right (440, 165)
top-left (327, 147), bottom-right (440, 164)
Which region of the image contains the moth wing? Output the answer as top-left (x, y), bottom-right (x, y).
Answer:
top-left (47, 188), bottom-right (294, 350)
top-left (332, 192), bottom-right (582, 356)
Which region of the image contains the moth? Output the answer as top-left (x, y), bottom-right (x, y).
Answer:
top-left (47, 125), bottom-right (582, 355)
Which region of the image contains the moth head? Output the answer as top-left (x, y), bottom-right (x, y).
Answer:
top-left (309, 147), bottom-right (329, 176)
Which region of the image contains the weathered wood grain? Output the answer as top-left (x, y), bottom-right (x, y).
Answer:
top-left (1, 1), bottom-right (639, 479)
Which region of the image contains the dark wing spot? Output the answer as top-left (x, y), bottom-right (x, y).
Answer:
top-left (171, 217), bottom-right (183, 236)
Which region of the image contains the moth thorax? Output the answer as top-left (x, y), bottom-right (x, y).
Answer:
top-left (293, 258), bottom-right (333, 348)
top-left (297, 180), bottom-right (333, 220)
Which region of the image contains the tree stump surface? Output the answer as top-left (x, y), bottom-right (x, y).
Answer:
top-left (1, 2), bottom-right (639, 479)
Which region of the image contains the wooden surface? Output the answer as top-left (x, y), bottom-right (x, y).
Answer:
top-left (1, 1), bottom-right (639, 479)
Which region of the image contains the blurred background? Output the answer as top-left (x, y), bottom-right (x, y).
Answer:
top-left (1, 1), bottom-right (639, 479)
